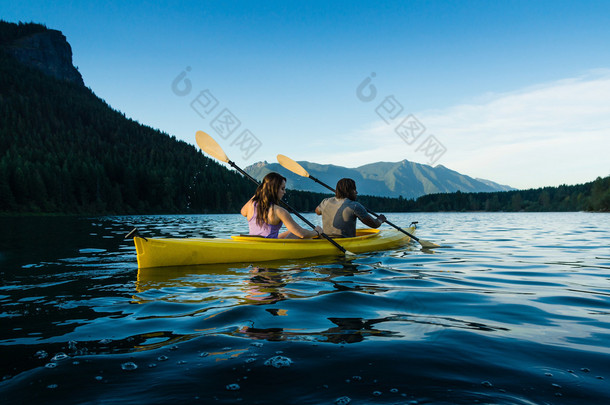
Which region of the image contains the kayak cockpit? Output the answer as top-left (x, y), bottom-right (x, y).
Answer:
top-left (230, 228), bottom-right (380, 242)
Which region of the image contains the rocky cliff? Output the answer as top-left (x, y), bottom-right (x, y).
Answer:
top-left (2, 23), bottom-right (84, 86)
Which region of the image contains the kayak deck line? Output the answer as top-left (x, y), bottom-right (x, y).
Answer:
top-left (230, 228), bottom-right (380, 243)
top-left (133, 226), bottom-right (416, 269)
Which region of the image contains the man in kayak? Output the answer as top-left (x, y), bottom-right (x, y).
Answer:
top-left (315, 178), bottom-right (386, 238)
top-left (241, 172), bottom-right (323, 239)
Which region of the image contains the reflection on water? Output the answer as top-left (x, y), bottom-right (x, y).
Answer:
top-left (1, 212), bottom-right (609, 404)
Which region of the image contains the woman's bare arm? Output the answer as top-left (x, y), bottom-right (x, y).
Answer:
top-left (240, 197), bottom-right (254, 219)
top-left (274, 206), bottom-right (321, 239)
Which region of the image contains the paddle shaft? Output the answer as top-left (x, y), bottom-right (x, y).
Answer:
top-left (226, 160), bottom-right (348, 254)
top-left (306, 174), bottom-right (425, 243)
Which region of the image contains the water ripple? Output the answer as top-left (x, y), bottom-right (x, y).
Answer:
top-left (1, 212), bottom-right (610, 404)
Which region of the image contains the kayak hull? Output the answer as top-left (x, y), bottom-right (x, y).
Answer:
top-left (134, 227), bottom-right (415, 268)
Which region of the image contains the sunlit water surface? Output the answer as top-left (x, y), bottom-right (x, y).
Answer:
top-left (1, 212), bottom-right (609, 404)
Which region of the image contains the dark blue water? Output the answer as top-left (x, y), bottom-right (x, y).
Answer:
top-left (1, 213), bottom-right (609, 404)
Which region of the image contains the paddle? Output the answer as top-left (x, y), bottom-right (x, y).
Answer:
top-left (195, 131), bottom-right (355, 256)
top-left (276, 154), bottom-right (440, 249)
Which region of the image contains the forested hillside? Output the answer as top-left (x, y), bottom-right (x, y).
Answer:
top-left (406, 176), bottom-right (609, 212)
top-left (0, 21), bottom-right (253, 214)
top-left (284, 176), bottom-right (609, 213)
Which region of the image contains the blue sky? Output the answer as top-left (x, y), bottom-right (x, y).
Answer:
top-left (3, 0), bottom-right (609, 189)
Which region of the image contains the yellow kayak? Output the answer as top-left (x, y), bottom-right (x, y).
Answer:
top-left (133, 227), bottom-right (415, 268)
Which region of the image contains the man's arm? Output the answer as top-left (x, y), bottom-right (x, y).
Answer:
top-left (354, 203), bottom-right (385, 228)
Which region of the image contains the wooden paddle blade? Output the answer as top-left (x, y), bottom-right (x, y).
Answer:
top-left (196, 130), bottom-right (230, 163)
top-left (419, 239), bottom-right (440, 249)
top-left (277, 154), bottom-right (310, 178)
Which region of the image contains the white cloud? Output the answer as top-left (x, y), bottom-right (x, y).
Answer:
top-left (316, 70), bottom-right (610, 189)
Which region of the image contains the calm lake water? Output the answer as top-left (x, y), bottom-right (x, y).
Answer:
top-left (1, 212), bottom-right (609, 404)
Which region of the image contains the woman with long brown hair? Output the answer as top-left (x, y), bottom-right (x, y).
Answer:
top-left (241, 172), bottom-right (322, 239)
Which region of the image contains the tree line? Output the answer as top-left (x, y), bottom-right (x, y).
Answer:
top-left (397, 177), bottom-right (608, 212)
top-left (284, 176), bottom-right (608, 214)
top-left (0, 20), bottom-right (48, 44)
top-left (1, 21), bottom-right (608, 215)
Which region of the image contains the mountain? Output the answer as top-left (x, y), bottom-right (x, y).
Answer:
top-left (0, 21), bottom-right (83, 85)
top-left (245, 160), bottom-right (515, 199)
top-left (475, 178), bottom-right (514, 192)
top-left (0, 21), bottom-right (253, 214)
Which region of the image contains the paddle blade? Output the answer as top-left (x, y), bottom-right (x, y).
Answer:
top-left (196, 131), bottom-right (230, 163)
top-left (419, 239), bottom-right (440, 249)
top-left (277, 154), bottom-right (310, 178)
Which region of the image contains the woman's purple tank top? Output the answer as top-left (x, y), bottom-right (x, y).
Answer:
top-left (248, 203), bottom-right (283, 238)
